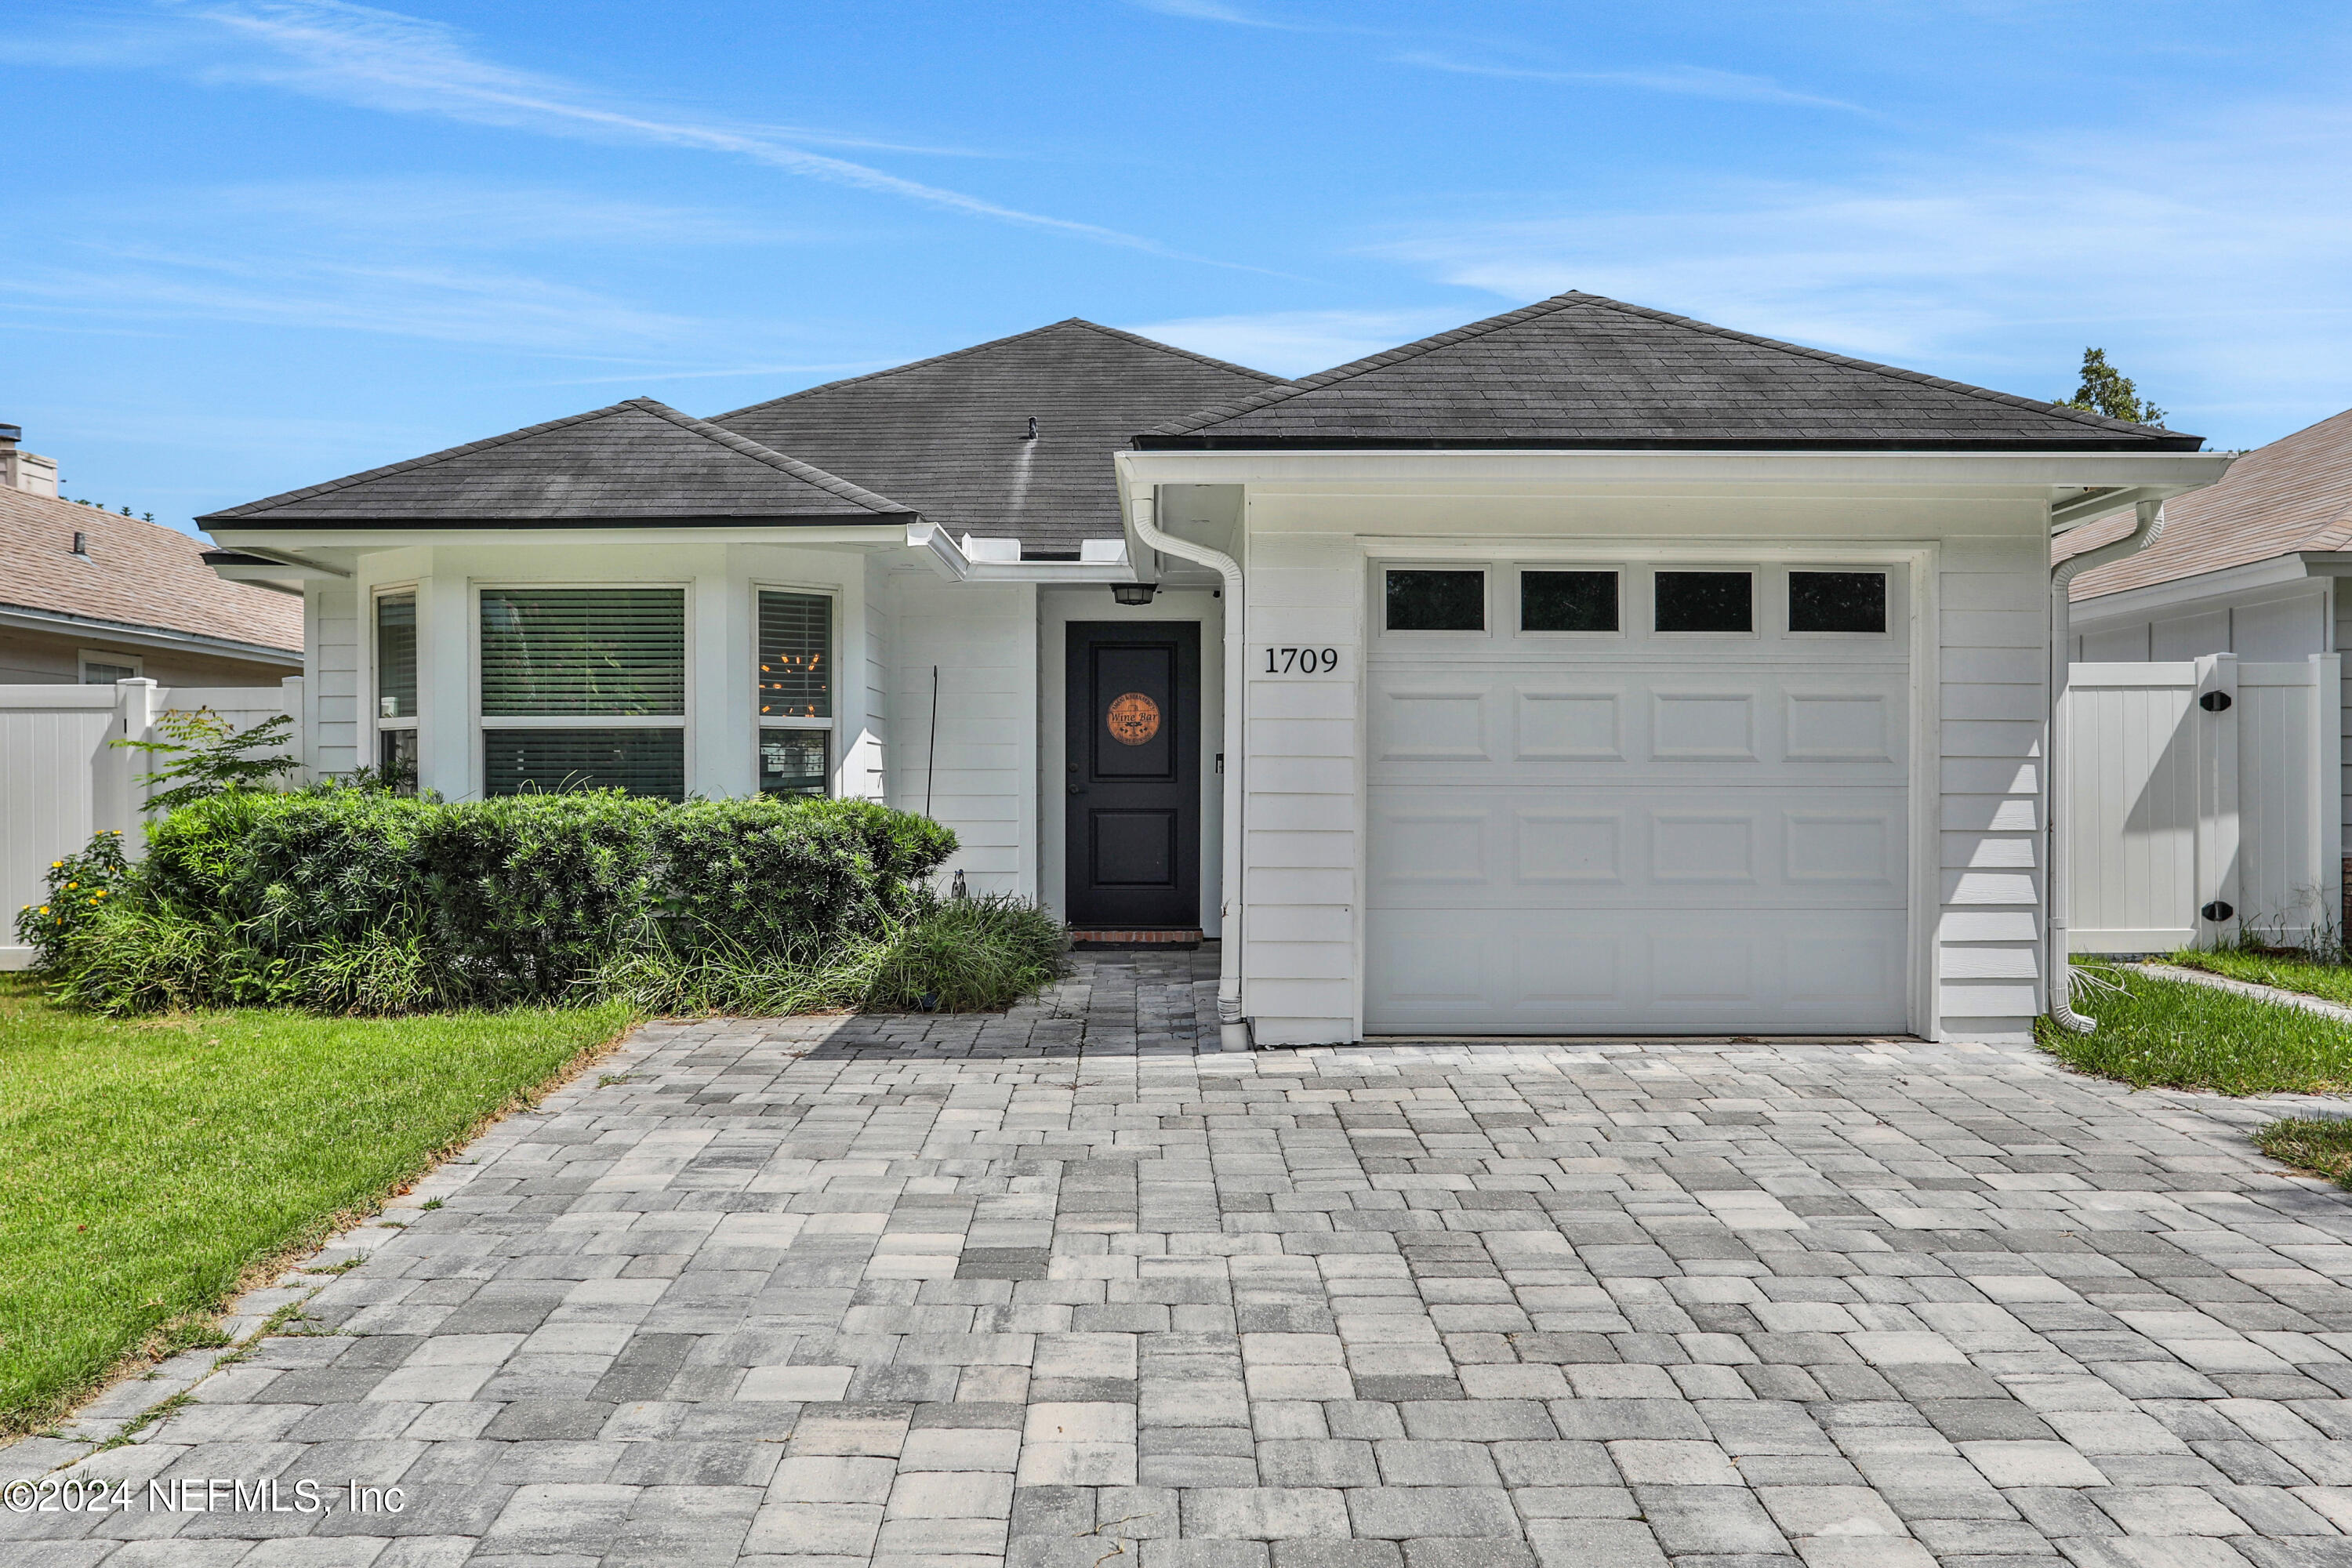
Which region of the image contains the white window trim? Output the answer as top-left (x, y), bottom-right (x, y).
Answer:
top-left (1510, 564), bottom-right (1626, 640)
top-left (369, 583), bottom-right (420, 738)
top-left (78, 649), bottom-right (143, 684)
top-left (470, 580), bottom-right (694, 794)
top-left (1781, 564), bottom-right (1899, 641)
top-left (1647, 564), bottom-right (1761, 639)
top-left (754, 581), bottom-right (839, 797)
top-left (1373, 561), bottom-right (1495, 641)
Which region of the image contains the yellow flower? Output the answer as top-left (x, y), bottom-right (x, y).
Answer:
top-left (38, 906), bottom-right (49, 914)
top-left (50, 861), bottom-right (60, 869)
top-left (94, 890), bottom-right (108, 899)
top-left (66, 881), bottom-right (78, 889)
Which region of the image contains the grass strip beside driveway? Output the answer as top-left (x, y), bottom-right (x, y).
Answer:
top-left (2256, 1118), bottom-right (2352, 1189)
top-left (2167, 949), bottom-right (2352, 1008)
top-left (2037, 962), bottom-right (2352, 1094)
top-left (0, 976), bottom-right (632, 1439)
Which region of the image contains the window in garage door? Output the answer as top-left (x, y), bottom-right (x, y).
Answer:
top-left (1365, 560), bottom-right (1910, 1036)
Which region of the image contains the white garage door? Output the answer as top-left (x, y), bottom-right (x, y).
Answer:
top-left (1366, 561), bottom-right (1911, 1035)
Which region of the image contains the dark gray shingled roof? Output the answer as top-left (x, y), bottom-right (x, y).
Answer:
top-left (1137, 292), bottom-right (2204, 452)
top-left (199, 397), bottom-right (911, 525)
top-left (710, 319), bottom-right (1287, 554)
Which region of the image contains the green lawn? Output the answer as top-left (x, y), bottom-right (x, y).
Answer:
top-left (2255, 1117), bottom-right (2352, 1188)
top-left (2167, 949), bottom-right (2352, 1007)
top-left (2037, 962), bottom-right (2352, 1094)
top-left (0, 975), bottom-right (632, 1438)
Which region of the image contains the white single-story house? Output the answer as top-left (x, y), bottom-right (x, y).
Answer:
top-left (2060, 408), bottom-right (2352, 916)
top-left (200, 293), bottom-right (2228, 1047)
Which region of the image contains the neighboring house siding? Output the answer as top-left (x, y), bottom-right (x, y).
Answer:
top-left (1936, 532), bottom-right (2050, 1040)
top-left (0, 623), bottom-right (292, 686)
top-left (888, 573), bottom-right (1036, 897)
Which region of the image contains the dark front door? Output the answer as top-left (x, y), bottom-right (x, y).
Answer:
top-left (1066, 622), bottom-right (1201, 927)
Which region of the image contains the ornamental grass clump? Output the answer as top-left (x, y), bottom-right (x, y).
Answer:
top-left (16, 782), bottom-right (1060, 1018)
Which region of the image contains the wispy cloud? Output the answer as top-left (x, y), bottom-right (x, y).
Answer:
top-left (1127, 0), bottom-right (1312, 28)
top-left (0, 175), bottom-right (858, 357)
top-left (1372, 103), bottom-right (2352, 442)
top-left (31, 1), bottom-right (1175, 254)
top-left (1392, 53), bottom-right (1867, 114)
top-left (524, 361), bottom-right (890, 388)
top-left (1120, 308), bottom-right (1465, 378)
top-left (2, 241), bottom-right (708, 352)
top-left (107, 178), bottom-right (840, 249)
top-left (1125, 3), bottom-right (1863, 112)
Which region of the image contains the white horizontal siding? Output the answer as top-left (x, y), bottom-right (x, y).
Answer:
top-left (310, 581), bottom-right (360, 778)
top-left (1936, 532), bottom-right (2048, 1043)
top-left (1240, 532), bottom-right (1362, 1044)
top-left (887, 573), bottom-right (1036, 898)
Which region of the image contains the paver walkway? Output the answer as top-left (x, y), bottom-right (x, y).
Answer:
top-left (13, 949), bottom-right (2352, 1568)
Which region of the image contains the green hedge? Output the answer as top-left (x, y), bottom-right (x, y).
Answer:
top-left (18, 786), bottom-right (971, 1014)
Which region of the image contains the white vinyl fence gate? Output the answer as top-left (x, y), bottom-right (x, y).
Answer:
top-left (1, 677), bottom-right (303, 968)
top-left (2067, 654), bottom-right (2341, 953)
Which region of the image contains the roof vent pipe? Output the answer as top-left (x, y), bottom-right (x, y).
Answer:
top-left (1025, 417), bottom-right (1038, 441)
top-left (71, 531), bottom-right (88, 558)
top-left (2045, 499), bottom-right (2168, 1034)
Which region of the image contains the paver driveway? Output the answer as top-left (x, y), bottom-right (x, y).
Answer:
top-left (12, 949), bottom-right (2352, 1568)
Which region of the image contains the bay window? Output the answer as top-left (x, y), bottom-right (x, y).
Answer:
top-left (757, 589), bottom-right (833, 797)
top-left (479, 586), bottom-right (687, 800)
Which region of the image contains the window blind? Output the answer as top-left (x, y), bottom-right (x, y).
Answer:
top-left (482, 728), bottom-right (685, 800)
top-left (481, 588), bottom-right (685, 717)
top-left (376, 592), bottom-right (417, 719)
top-left (757, 591), bottom-right (832, 720)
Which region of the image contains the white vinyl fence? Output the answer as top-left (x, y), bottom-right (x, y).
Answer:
top-left (0, 677), bottom-right (303, 968)
top-left (2067, 654), bottom-right (2341, 953)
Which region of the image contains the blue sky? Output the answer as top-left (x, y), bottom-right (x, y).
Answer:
top-left (7, 1), bottom-right (2349, 532)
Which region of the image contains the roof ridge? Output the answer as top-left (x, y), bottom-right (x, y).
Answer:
top-left (1139, 292), bottom-right (1603, 437)
top-left (198, 399), bottom-right (655, 521)
top-left (622, 398), bottom-right (911, 514)
top-left (200, 397), bottom-right (914, 524)
top-left (1574, 295), bottom-right (2176, 440)
top-left (1063, 319), bottom-right (1291, 384)
top-left (708, 318), bottom-right (1284, 425)
top-left (1142, 289), bottom-right (2183, 444)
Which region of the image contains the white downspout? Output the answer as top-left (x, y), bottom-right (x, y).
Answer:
top-left (2046, 499), bottom-right (2167, 1032)
top-left (1130, 491), bottom-right (1251, 1051)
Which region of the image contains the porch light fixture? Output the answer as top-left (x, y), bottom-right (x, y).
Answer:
top-left (1111, 583), bottom-right (1156, 606)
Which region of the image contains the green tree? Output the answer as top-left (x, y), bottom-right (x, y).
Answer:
top-left (2061, 347), bottom-right (2166, 426)
top-left (114, 708), bottom-right (296, 815)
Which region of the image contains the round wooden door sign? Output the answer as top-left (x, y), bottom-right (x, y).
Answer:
top-left (1106, 691), bottom-right (1160, 746)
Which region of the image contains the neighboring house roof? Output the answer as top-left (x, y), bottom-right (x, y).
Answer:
top-left (1138, 291), bottom-right (2203, 452)
top-left (2059, 406), bottom-right (2352, 600)
top-left (0, 485), bottom-right (302, 659)
top-left (712, 319), bottom-right (1286, 554)
top-left (198, 398), bottom-right (910, 526)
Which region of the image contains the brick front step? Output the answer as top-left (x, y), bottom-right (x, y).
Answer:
top-left (1069, 927), bottom-right (1203, 949)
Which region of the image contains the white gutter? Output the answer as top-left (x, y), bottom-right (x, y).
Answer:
top-left (1130, 491), bottom-right (1250, 1051)
top-left (0, 603), bottom-right (303, 668)
top-left (903, 520), bottom-right (1145, 585)
top-left (2045, 499), bottom-right (2168, 1033)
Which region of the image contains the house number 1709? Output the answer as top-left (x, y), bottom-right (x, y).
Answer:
top-left (1264, 647), bottom-right (1339, 673)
